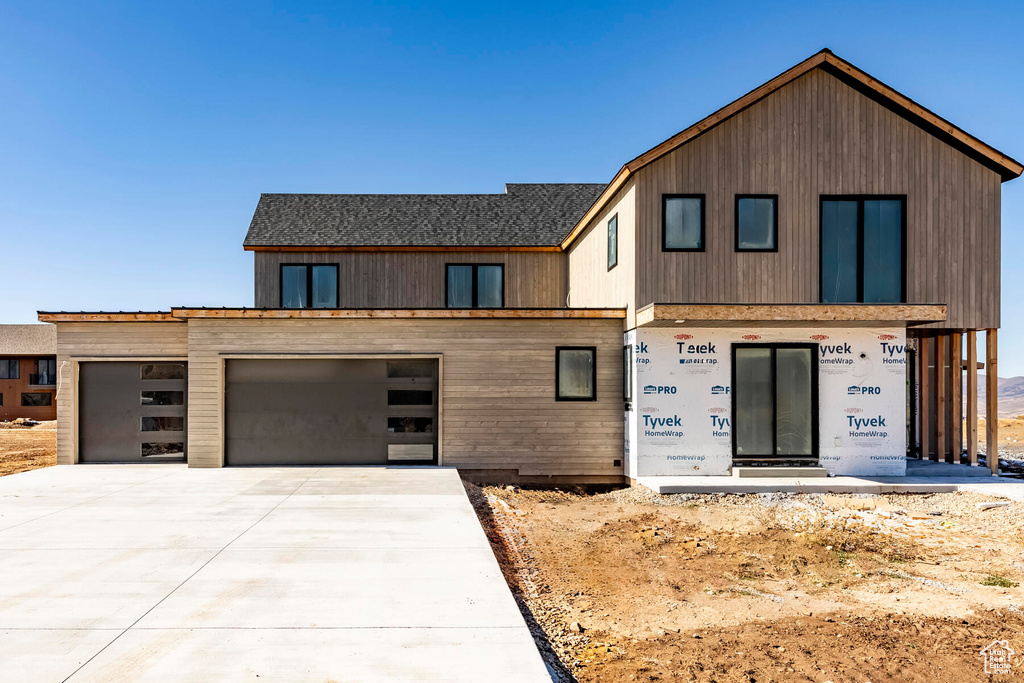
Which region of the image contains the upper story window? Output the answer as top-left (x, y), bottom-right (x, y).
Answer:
top-left (735, 195), bottom-right (778, 251)
top-left (662, 195), bottom-right (704, 251)
top-left (0, 359), bottom-right (19, 380)
top-left (607, 214), bottom-right (618, 270)
top-left (821, 196), bottom-right (905, 303)
top-left (446, 264), bottom-right (504, 308)
top-left (31, 358), bottom-right (56, 386)
top-left (281, 264), bottom-right (338, 308)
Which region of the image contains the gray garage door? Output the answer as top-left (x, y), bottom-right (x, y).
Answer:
top-left (79, 361), bottom-right (187, 463)
top-left (225, 358), bottom-right (438, 466)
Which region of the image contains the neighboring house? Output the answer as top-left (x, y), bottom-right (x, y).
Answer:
top-left (38, 50), bottom-right (1021, 482)
top-left (0, 324), bottom-right (58, 422)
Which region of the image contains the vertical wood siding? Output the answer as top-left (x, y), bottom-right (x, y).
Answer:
top-left (53, 322), bottom-right (189, 464)
top-left (254, 251), bottom-right (568, 309)
top-left (632, 68), bottom-right (1001, 330)
top-left (186, 318), bottom-right (623, 476)
top-left (567, 181), bottom-right (637, 329)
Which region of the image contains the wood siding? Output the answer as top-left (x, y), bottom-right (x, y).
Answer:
top-left (254, 251), bottom-right (568, 309)
top-left (185, 318), bottom-right (623, 477)
top-left (633, 68), bottom-right (1002, 330)
top-left (53, 322), bottom-right (189, 464)
top-left (567, 181), bottom-right (637, 329)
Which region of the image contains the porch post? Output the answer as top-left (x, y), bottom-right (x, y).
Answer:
top-left (935, 334), bottom-right (947, 461)
top-left (950, 332), bottom-right (962, 464)
top-left (986, 329), bottom-right (999, 474)
top-left (919, 336), bottom-right (931, 460)
top-left (966, 331), bottom-right (978, 466)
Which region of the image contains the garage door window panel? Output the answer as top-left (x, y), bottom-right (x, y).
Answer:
top-left (141, 416), bottom-right (185, 432)
top-left (141, 391), bottom-right (184, 406)
top-left (387, 390), bottom-right (433, 406)
top-left (140, 364), bottom-right (186, 380)
top-left (388, 417), bottom-right (434, 433)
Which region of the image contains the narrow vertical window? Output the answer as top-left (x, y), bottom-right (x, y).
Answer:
top-left (446, 264), bottom-right (504, 308)
top-left (556, 346), bottom-right (596, 401)
top-left (735, 195), bottom-right (778, 251)
top-left (662, 195), bottom-right (704, 251)
top-left (607, 214), bottom-right (618, 270)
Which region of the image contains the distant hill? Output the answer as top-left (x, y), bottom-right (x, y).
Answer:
top-left (967, 375), bottom-right (1024, 418)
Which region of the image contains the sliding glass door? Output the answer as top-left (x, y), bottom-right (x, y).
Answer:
top-left (732, 344), bottom-right (818, 461)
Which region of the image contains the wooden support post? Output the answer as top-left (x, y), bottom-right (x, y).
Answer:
top-left (986, 329), bottom-right (999, 474)
top-left (966, 331), bottom-right (978, 465)
top-left (935, 334), bottom-right (947, 462)
top-left (919, 336), bottom-right (931, 460)
top-left (950, 332), bottom-right (963, 464)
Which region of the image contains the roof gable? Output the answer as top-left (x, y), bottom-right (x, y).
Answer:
top-left (561, 49), bottom-right (1022, 249)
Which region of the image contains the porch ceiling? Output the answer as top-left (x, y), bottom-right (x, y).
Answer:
top-left (636, 303), bottom-right (947, 328)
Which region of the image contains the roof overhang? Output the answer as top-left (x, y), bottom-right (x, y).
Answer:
top-left (243, 245), bottom-right (561, 252)
top-left (37, 312), bottom-right (181, 323)
top-left (560, 49), bottom-right (1023, 251)
top-left (39, 308), bottom-right (626, 322)
top-left (170, 308), bottom-right (625, 320)
top-left (636, 303), bottom-right (947, 328)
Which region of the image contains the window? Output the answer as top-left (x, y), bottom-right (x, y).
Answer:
top-left (387, 390), bottom-right (433, 406)
top-left (142, 416), bottom-right (185, 432)
top-left (281, 264), bottom-right (338, 308)
top-left (623, 344), bottom-right (633, 403)
top-left (31, 358), bottom-right (57, 385)
top-left (662, 195), bottom-right (704, 251)
top-left (735, 195), bottom-right (778, 251)
top-left (607, 214), bottom-right (618, 270)
top-left (142, 442), bottom-right (184, 457)
top-left (387, 417), bottom-right (434, 433)
top-left (141, 391), bottom-right (184, 406)
top-left (0, 393), bottom-right (3, 406)
top-left (732, 344), bottom-right (818, 460)
top-left (446, 264), bottom-right (504, 308)
top-left (141, 364), bottom-right (185, 380)
top-left (21, 392), bottom-right (52, 407)
top-left (556, 346), bottom-right (596, 401)
top-left (0, 359), bottom-right (19, 380)
top-left (386, 360), bottom-right (435, 378)
top-left (821, 196), bottom-right (905, 303)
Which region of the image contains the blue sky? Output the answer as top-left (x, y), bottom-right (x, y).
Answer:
top-left (1, 1), bottom-right (1022, 372)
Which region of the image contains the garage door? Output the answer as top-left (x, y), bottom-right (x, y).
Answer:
top-left (79, 361), bottom-right (187, 463)
top-left (225, 358), bottom-right (438, 466)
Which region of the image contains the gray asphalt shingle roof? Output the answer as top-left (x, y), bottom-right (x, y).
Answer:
top-left (0, 325), bottom-right (56, 356)
top-left (242, 183), bottom-right (606, 248)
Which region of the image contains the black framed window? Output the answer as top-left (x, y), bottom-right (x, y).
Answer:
top-left (735, 195), bottom-right (778, 251)
top-left (281, 264), bottom-right (338, 308)
top-left (607, 214), bottom-right (618, 270)
top-left (820, 196), bottom-right (905, 303)
top-left (623, 344), bottom-right (633, 403)
top-left (21, 392), bottom-right (52, 407)
top-left (556, 346), bottom-right (596, 401)
top-left (31, 358), bottom-right (57, 385)
top-left (446, 264), bottom-right (504, 308)
top-left (732, 343), bottom-right (818, 460)
top-left (662, 194), bottom-right (704, 251)
top-left (0, 359), bottom-right (20, 380)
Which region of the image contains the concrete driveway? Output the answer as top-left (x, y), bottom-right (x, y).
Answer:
top-left (0, 465), bottom-right (549, 682)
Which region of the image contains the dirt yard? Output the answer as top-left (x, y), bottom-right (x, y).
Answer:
top-left (467, 482), bottom-right (1024, 682)
top-left (0, 420), bottom-right (57, 477)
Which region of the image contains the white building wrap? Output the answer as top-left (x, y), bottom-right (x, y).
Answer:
top-left (628, 327), bottom-right (907, 477)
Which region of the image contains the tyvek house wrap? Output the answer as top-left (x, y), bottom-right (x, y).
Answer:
top-left (626, 327), bottom-right (907, 477)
